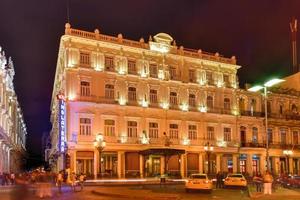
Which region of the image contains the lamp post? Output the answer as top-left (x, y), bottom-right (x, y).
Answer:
top-left (283, 150), bottom-right (293, 175)
top-left (204, 142), bottom-right (214, 174)
top-left (94, 133), bottom-right (106, 177)
top-left (248, 78), bottom-right (285, 172)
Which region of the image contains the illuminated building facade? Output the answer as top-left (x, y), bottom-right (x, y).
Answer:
top-left (0, 47), bottom-right (27, 173)
top-left (49, 23), bottom-right (300, 178)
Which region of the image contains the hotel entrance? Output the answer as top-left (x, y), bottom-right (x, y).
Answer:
top-left (145, 156), bottom-right (161, 177)
top-left (76, 151), bottom-right (94, 177)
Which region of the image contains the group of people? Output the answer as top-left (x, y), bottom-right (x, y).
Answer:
top-left (0, 169), bottom-right (86, 199)
top-left (253, 171), bottom-right (274, 195)
top-left (0, 172), bottom-right (15, 185)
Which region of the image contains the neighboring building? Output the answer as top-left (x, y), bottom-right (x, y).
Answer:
top-left (0, 47), bottom-right (27, 173)
top-left (49, 23), bottom-right (300, 178)
top-left (41, 131), bottom-right (51, 162)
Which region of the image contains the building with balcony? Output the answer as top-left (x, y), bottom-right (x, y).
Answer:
top-left (0, 47), bottom-right (27, 173)
top-left (49, 23), bottom-right (300, 178)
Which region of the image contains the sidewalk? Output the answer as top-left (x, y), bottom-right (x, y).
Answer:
top-left (248, 185), bottom-right (300, 199)
top-left (84, 177), bottom-right (186, 186)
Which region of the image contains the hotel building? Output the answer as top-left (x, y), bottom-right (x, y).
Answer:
top-left (0, 47), bottom-right (27, 173)
top-left (49, 23), bottom-right (300, 178)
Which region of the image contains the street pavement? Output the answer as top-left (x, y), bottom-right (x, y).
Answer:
top-left (0, 184), bottom-right (300, 199)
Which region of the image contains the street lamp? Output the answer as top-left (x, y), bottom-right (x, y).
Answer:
top-left (94, 133), bottom-right (106, 177)
top-left (204, 142), bottom-right (214, 174)
top-left (248, 78), bottom-right (285, 172)
top-left (283, 150), bottom-right (293, 175)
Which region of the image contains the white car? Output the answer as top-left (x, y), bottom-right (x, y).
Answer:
top-left (224, 173), bottom-right (247, 188)
top-left (185, 174), bottom-right (213, 192)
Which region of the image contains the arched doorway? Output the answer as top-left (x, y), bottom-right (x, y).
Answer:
top-left (240, 126), bottom-right (246, 147)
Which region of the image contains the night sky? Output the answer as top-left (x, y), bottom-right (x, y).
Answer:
top-left (0, 0), bottom-right (299, 167)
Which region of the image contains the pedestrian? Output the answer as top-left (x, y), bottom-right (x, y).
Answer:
top-left (70, 172), bottom-right (76, 192)
top-left (263, 170), bottom-right (273, 195)
top-left (10, 173), bottom-right (15, 185)
top-left (253, 172), bottom-right (263, 192)
top-left (79, 173), bottom-right (85, 190)
top-left (216, 171), bottom-right (221, 188)
top-left (56, 171), bottom-right (63, 194)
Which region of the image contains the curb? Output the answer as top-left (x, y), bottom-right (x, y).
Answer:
top-left (91, 190), bottom-right (181, 200)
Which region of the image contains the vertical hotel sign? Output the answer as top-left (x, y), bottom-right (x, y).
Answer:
top-left (57, 94), bottom-right (66, 153)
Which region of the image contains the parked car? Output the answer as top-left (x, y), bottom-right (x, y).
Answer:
top-left (185, 174), bottom-right (213, 192)
top-left (282, 175), bottom-right (300, 188)
top-left (224, 173), bottom-right (247, 188)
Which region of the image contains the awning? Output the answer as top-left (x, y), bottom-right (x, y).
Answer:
top-left (139, 148), bottom-right (185, 156)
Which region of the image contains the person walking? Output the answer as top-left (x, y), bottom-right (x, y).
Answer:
top-left (79, 173), bottom-right (85, 191)
top-left (253, 172), bottom-right (263, 192)
top-left (56, 171), bottom-right (63, 194)
top-left (216, 172), bottom-right (222, 188)
top-left (263, 171), bottom-right (273, 195)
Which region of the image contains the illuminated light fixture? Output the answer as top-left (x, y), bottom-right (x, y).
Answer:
top-left (180, 103), bottom-right (189, 112)
top-left (120, 135), bottom-right (127, 143)
top-left (216, 81), bottom-right (223, 88)
top-left (140, 133), bottom-right (150, 144)
top-left (283, 150), bottom-right (293, 155)
top-left (199, 105), bottom-right (207, 113)
top-left (182, 138), bottom-right (190, 145)
top-left (95, 65), bottom-right (103, 71)
top-left (158, 70), bottom-right (165, 80)
top-left (118, 96), bottom-right (126, 106)
top-left (160, 102), bottom-right (169, 110)
top-left (68, 93), bottom-right (76, 101)
top-left (248, 85), bottom-right (264, 92)
top-left (264, 78), bottom-right (285, 87)
top-left (217, 141), bottom-right (226, 147)
top-left (140, 72), bottom-right (147, 78)
top-left (198, 79), bottom-right (206, 86)
top-left (118, 68), bottom-right (126, 75)
top-left (141, 99), bottom-right (148, 108)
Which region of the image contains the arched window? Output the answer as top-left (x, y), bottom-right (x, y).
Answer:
top-left (207, 96), bottom-right (213, 109)
top-left (224, 98), bottom-right (231, 110)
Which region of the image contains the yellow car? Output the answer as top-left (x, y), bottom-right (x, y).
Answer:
top-left (185, 174), bottom-right (213, 192)
top-left (224, 173), bottom-right (247, 188)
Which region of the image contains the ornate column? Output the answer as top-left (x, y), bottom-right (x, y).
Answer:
top-left (198, 153), bottom-right (203, 173)
top-left (180, 154), bottom-right (187, 178)
top-left (216, 154), bottom-right (222, 172)
top-left (117, 151), bottom-right (124, 178)
top-left (260, 155), bottom-right (266, 174)
top-left (160, 156), bottom-right (165, 175)
top-left (233, 154), bottom-right (238, 173)
top-left (289, 157), bottom-right (293, 174)
top-left (247, 154), bottom-right (253, 176)
top-left (139, 155), bottom-right (144, 178)
top-left (94, 150), bottom-right (98, 179)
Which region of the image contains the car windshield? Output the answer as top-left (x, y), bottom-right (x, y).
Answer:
top-left (191, 175), bottom-right (206, 179)
top-left (228, 174), bottom-right (243, 178)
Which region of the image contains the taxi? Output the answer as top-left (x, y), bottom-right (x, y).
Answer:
top-left (224, 173), bottom-right (247, 188)
top-left (185, 174), bottom-right (213, 192)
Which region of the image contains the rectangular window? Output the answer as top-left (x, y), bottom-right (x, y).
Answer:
top-left (105, 84), bottom-right (114, 99)
top-left (207, 127), bottom-right (214, 140)
top-left (105, 56), bottom-right (114, 71)
top-left (169, 124), bottom-right (178, 139)
top-left (239, 160), bottom-right (246, 173)
top-left (293, 131), bottom-right (299, 145)
top-left (252, 128), bottom-right (258, 143)
top-left (267, 128), bottom-right (273, 144)
top-left (224, 127), bottom-right (231, 142)
top-left (280, 129), bottom-right (287, 145)
top-left (128, 60), bottom-right (137, 74)
top-left (80, 52), bottom-right (90, 66)
top-left (189, 69), bottom-right (196, 83)
top-left (170, 92), bottom-right (177, 105)
top-left (206, 71), bottom-right (214, 85)
top-left (80, 81), bottom-right (91, 96)
top-left (188, 125), bottom-right (197, 140)
top-left (223, 74), bottom-right (230, 87)
top-left (127, 121), bottom-right (137, 137)
top-left (169, 66), bottom-right (177, 80)
top-left (79, 118), bottom-right (91, 136)
top-left (128, 87), bottom-right (137, 102)
top-left (150, 89), bottom-right (158, 104)
top-left (149, 64), bottom-right (158, 78)
top-left (189, 94), bottom-right (196, 107)
top-left (104, 119), bottom-right (115, 136)
top-left (149, 122), bottom-right (158, 138)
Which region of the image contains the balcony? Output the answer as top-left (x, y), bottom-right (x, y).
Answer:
top-left (77, 95), bottom-right (118, 104)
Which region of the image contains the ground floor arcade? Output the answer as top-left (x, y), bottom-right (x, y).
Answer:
top-left (54, 147), bottom-right (300, 178)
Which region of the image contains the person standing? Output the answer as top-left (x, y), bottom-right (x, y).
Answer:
top-left (263, 171), bottom-right (273, 195)
top-left (253, 172), bottom-right (263, 192)
top-left (216, 172), bottom-right (221, 188)
top-left (79, 173), bottom-right (85, 191)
